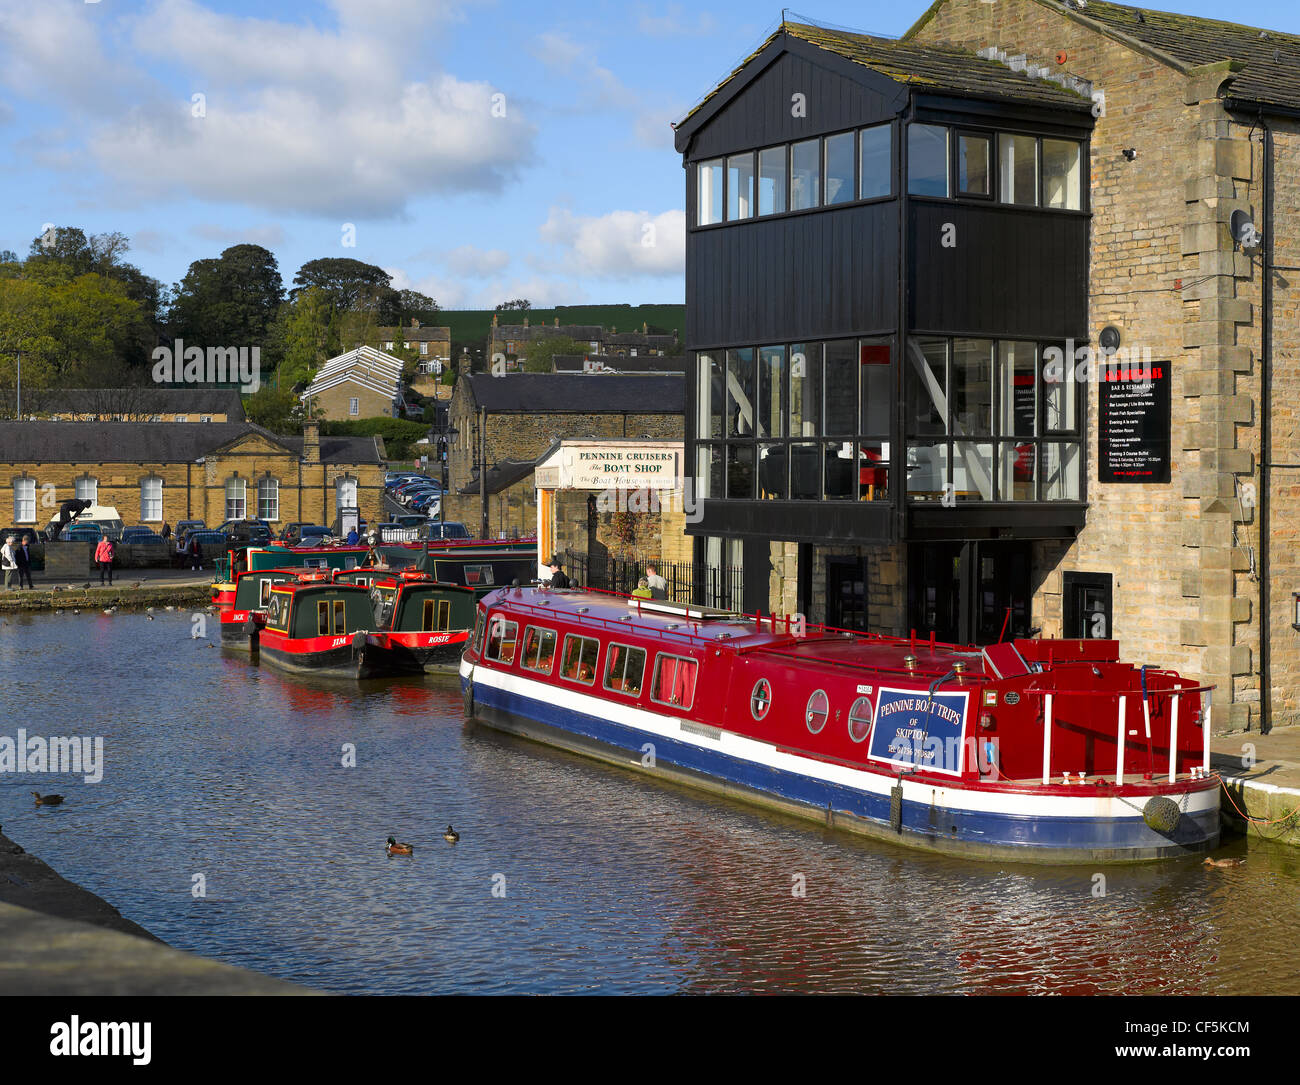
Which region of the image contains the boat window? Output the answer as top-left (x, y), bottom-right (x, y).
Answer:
top-left (333, 599), bottom-right (346, 634)
top-left (848, 696), bottom-right (873, 743)
top-left (438, 600), bottom-right (451, 630)
top-left (266, 593), bottom-right (289, 631)
top-left (473, 608), bottom-right (486, 653)
top-left (561, 634), bottom-right (600, 684)
top-left (521, 626), bottom-right (557, 673)
top-left (485, 616), bottom-right (519, 664)
top-left (259, 580), bottom-right (274, 607)
top-left (371, 586), bottom-right (396, 628)
top-left (751, 679), bottom-right (773, 720)
top-left (422, 599), bottom-right (452, 632)
top-left (604, 643), bottom-right (647, 696)
top-left (806, 689), bottom-right (829, 734)
top-left (651, 654), bottom-right (698, 710)
top-left (317, 600), bottom-right (330, 636)
top-left (465, 563), bottom-right (494, 586)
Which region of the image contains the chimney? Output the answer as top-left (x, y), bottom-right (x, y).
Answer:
top-left (492, 313), bottom-right (498, 327)
top-left (303, 419), bottom-right (320, 464)
top-left (523, 316), bottom-right (529, 327)
top-left (410, 318), bottom-right (420, 328)
top-left (642, 322), bottom-right (647, 333)
top-left (553, 317), bottom-right (558, 327)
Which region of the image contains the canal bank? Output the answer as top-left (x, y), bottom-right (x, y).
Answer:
top-left (1210, 727), bottom-right (1300, 848)
top-left (0, 828), bottom-right (307, 994)
top-left (0, 569), bottom-right (214, 613)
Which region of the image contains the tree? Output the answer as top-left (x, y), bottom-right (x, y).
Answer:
top-left (495, 298), bottom-right (531, 312)
top-left (291, 258), bottom-right (397, 319)
top-left (244, 384), bottom-right (312, 434)
top-left (168, 244), bottom-right (284, 350)
top-left (274, 286), bottom-right (336, 389)
top-left (396, 289), bottom-right (438, 322)
top-left (521, 335), bottom-right (589, 373)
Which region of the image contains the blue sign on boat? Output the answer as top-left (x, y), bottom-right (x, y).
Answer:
top-left (868, 687), bottom-right (970, 777)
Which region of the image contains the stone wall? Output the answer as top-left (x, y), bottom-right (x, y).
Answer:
top-left (313, 382), bottom-right (395, 421)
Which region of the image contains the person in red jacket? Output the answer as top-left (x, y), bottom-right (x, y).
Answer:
top-left (94, 535), bottom-right (115, 586)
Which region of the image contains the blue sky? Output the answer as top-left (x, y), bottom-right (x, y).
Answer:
top-left (1, 0), bottom-right (1296, 308)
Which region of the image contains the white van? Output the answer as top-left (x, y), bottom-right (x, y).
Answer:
top-left (46, 504), bottom-right (125, 541)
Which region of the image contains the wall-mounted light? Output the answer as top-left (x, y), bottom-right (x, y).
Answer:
top-left (1293, 591), bottom-right (1300, 630)
top-left (1121, 148), bottom-right (1138, 161)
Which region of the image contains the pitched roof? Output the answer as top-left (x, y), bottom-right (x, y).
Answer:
top-left (0, 422), bottom-right (380, 465)
top-left (678, 21), bottom-right (1093, 135)
top-left (379, 325), bottom-right (451, 342)
top-left (4, 386), bottom-right (246, 421)
top-left (491, 324), bottom-right (605, 342)
top-left (1064, 1), bottom-right (1300, 112)
top-left (463, 373), bottom-right (685, 414)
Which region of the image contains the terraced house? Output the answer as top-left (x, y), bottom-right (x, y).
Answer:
top-left (680, 1), bottom-right (1300, 732)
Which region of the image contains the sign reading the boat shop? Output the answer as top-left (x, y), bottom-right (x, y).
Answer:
top-left (868, 687), bottom-right (969, 777)
top-left (560, 445), bottom-right (681, 490)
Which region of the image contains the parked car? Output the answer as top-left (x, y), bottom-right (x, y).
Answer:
top-left (400, 486), bottom-right (442, 507)
top-left (181, 530), bottom-right (229, 567)
top-left (390, 514), bottom-right (428, 529)
top-left (424, 521), bottom-right (471, 540)
top-left (121, 527), bottom-right (165, 544)
top-left (59, 524), bottom-right (104, 542)
top-left (217, 519), bottom-right (273, 544)
top-left (278, 522), bottom-right (312, 544)
top-left (293, 526), bottom-right (335, 546)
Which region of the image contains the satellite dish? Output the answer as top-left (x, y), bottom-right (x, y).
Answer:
top-left (1230, 209), bottom-right (1262, 249)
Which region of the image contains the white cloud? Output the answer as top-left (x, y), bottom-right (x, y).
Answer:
top-left (190, 222), bottom-right (287, 248)
top-left (0, 0), bottom-right (534, 219)
top-left (539, 207), bottom-right (684, 278)
top-left (444, 245), bottom-right (510, 277)
top-left (530, 31), bottom-right (633, 108)
top-left (637, 5), bottom-right (718, 37)
top-left (387, 267), bottom-right (578, 310)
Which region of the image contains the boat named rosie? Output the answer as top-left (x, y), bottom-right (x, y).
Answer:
top-left (460, 586), bottom-right (1220, 863)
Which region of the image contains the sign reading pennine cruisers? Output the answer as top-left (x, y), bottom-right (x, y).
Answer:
top-left (868, 687), bottom-right (969, 776)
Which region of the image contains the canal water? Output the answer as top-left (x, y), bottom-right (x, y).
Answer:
top-left (2, 610), bottom-right (1298, 995)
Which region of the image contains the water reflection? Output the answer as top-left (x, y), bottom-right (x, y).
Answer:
top-left (0, 612), bottom-right (1294, 994)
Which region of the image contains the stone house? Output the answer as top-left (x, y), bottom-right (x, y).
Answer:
top-left (4, 387), bottom-right (245, 423)
top-left (1, 419), bottom-right (384, 530)
top-left (300, 345), bottom-right (403, 420)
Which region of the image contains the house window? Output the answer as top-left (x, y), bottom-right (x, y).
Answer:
top-left (141, 476), bottom-right (163, 521)
top-left (335, 477), bottom-right (357, 511)
top-left (200, 415), bottom-right (212, 422)
top-left (603, 643), bottom-right (646, 695)
top-left (349, 396), bottom-right (359, 416)
top-left (697, 158), bottom-right (724, 225)
top-left (957, 133), bottom-right (991, 197)
top-left (999, 133), bottom-right (1038, 206)
top-left (650, 654), bottom-right (698, 709)
top-left (257, 477), bottom-right (280, 521)
top-left (1043, 138), bottom-right (1082, 210)
top-left (859, 123), bottom-right (891, 199)
top-left (758, 145), bottom-right (787, 215)
top-left (384, 341), bottom-right (394, 351)
top-left (225, 478), bottom-right (246, 520)
top-left (726, 152), bottom-right (754, 220)
top-left (908, 124), bottom-right (949, 196)
top-left (75, 476), bottom-right (98, 504)
top-left (824, 131), bottom-right (854, 205)
top-left (13, 478), bottom-right (35, 523)
top-left (790, 138), bottom-right (820, 210)
top-left (560, 634), bottom-right (599, 684)
top-left (420, 342), bottom-right (428, 355)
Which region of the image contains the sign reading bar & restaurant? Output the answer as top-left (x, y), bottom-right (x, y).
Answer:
top-left (1098, 360), bottom-right (1171, 484)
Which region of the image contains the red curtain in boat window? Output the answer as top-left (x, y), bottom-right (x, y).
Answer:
top-left (606, 644), bottom-right (623, 687)
top-left (654, 656), bottom-right (697, 707)
top-left (674, 659), bottom-right (697, 707)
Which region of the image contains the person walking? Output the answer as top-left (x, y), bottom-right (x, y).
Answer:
top-left (15, 533), bottom-right (35, 589)
top-left (645, 562), bottom-right (668, 600)
top-left (1, 535), bottom-right (17, 591)
top-left (94, 535), bottom-right (115, 586)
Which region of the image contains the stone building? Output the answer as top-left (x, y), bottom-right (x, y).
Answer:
top-left (300, 345), bottom-right (403, 420)
top-left (680, 2), bottom-right (1300, 732)
top-left (486, 316), bottom-right (605, 368)
top-left (0, 419), bottom-right (384, 529)
top-left (444, 373), bottom-right (685, 537)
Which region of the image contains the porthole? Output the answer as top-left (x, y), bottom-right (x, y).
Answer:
top-left (751, 678), bottom-right (773, 720)
top-left (848, 696), bottom-right (873, 743)
top-left (805, 689), bottom-right (828, 734)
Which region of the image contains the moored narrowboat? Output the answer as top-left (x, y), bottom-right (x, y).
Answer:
top-left (218, 568), bottom-right (296, 649)
top-left (461, 587), bottom-right (1221, 864)
top-left (337, 569), bottom-right (477, 673)
top-left (256, 574), bottom-right (380, 678)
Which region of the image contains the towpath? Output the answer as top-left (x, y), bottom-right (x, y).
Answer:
top-left (0, 568), bottom-right (214, 614)
top-left (1210, 725), bottom-right (1300, 847)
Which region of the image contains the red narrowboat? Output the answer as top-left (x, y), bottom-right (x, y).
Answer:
top-left (461, 587), bottom-right (1220, 864)
top-left (218, 568), bottom-right (296, 649)
top-left (337, 568), bottom-right (477, 673)
top-left (256, 574), bottom-right (381, 678)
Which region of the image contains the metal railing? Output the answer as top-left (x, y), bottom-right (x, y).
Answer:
top-left (561, 549), bottom-right (744, 611)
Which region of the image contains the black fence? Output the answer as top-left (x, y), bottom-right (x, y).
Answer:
top-left (561, 549), bottom-right (744, 611)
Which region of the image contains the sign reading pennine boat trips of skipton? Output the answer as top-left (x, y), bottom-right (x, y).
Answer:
top-left (868, 687), bottom-right (969, 777)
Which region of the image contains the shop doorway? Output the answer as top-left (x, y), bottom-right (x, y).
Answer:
top-left (907, 541), bottom-right (1032, 645)
top-left (826, 557), bottom-right (869, 631)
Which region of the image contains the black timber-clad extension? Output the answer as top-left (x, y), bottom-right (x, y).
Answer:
top-left (676, 23), bottom-right (1094, 550)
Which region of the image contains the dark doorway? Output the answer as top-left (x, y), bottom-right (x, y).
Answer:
top-left (1063, 571), bottom-right (1113, 639)
top-left (742, 537), bottom-right (771, 615)
top-left (908, 541), bottom-right (1032, 645)
top-left (826, 556), bottom-right (869, 631)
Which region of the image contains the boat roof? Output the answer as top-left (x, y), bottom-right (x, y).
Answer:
top-left (483, 586), bottom-right (993, 678)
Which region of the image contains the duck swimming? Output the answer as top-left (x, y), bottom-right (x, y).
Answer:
top-left (32, 792), bottom-right (64, 806)
top-left (442, 825), bottom-right (460, 844)
top-left (386, 836), bottom-right (413, 856)
top-left (1203, 856), bottom-right (1245, 868)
